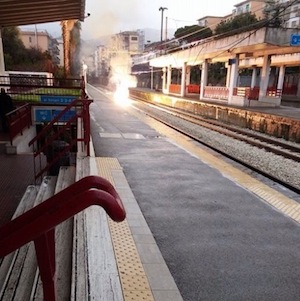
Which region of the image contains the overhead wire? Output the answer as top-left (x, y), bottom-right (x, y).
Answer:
top-left (136, 0), bottom-right (299, 75)
top-left (154, 0), bottom-right (299, 55)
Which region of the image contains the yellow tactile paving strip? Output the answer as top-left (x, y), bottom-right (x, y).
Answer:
top-left (135, 113), bottom-right (300, 225)
top-left (196, 148), bottom-right (300, 224)
top-left (168, 128), bottom-right (300, 224)
top-left (96, 157), bottom-right (155, 301)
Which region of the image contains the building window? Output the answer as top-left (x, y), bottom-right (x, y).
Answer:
top-left (245, 4), bottom-right (250, 12)
top-left (292, 20), bottom-right (297, 27)
top-left (29, 37), bottom-right (32, 43)
top-left (131, 36), bottom-right (138, 41)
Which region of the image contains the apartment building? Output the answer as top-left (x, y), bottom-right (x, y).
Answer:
top-left (233, 0), bottom-right (266, 19)
top-left (94, 45), bottom-right (110, 77)
top-left (197, 0), bottom-right (300, 31)
top-left (19, 29), bottom-right (60, 65)
top-left (197, 16), bottom-right (225, 30)
top-left (278, 0), bottom-right (300, 28)
top-left (197, 1), bottom-right (266, 30)
top-left (108, 31), bottom-right (144, 57)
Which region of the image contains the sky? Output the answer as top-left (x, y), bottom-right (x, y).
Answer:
top-left (21, 0), bottom-right (239, 40)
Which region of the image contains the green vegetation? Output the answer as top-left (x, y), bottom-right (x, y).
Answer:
top-left (174, 25), bottom-right (212, 44)
top-left (2, 27), bottom-right (54, 72)
top-left (214, 12), bottom-right (259, 35)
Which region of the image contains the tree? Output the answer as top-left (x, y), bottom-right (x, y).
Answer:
top-left (61, 19), bottom-right (82, 78)
top-left (214, 12), bottom-right (259, 35)
top-left (2, 27), bottom-right (27, 69)
top-left (70, 21), bottom-right (82, 77)
top-left (263, 0), bottom-right (288, 28)
top-left (174, 25), bottom-right (212, 44)
top-left (2, 26), bottom-right (55, 72)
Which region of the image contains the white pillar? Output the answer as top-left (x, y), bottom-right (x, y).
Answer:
top-left (150, 66), bottom-right (154, 90)
top-left (162, 67), bottom-right (167, 93)
top-left (180, 62), bottom-right (187, 97)
top-left (225, 63), bottom-right (231, 88)
top-left (186, 65), bottom-right (191, 86)
top-left (200, 60), bottom-right (208, 100)
top-left (297, 76), bottom-right (300, 97)
top-left (167, 65), bottom-right (172, 94)
top-left (277, 65), bottom-right (285, 92)
top-left (0, 29), bottom-right (5, 75)
top-left (251, 67), bottom-right (257, 88)
top-left (259, 55), bottom-right (271, 101)
top-left (228, 55), bottom-right (239, 104)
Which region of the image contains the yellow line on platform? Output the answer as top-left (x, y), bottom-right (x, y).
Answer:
top-left (133, 109), bottom-right (300, 225)
top-left (96, 157), bottom-right (155, 301)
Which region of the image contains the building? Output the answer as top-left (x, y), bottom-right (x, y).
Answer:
top-left (94, 45), bottom-right (109, 77)
top-left (196, 1), bottom-right (266, 32)
top-left (108, 31), bottom-right (144, 57)
top-left (19, 29), bottom-right (60, 65)
top-left (232, 0), bottom-right (266, 19)
top-left (57, 38), bottom-right (64, 67)
top-left (197, 16), bottom-right (226, 31)
top-left (277, 0), bottom-right (300, 28)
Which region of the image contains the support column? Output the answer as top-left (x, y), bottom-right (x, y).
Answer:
top-left (180, 62), bottom-right (187, 97)
top-left (186, 65), bottom-right (191, 86)
top-left (200, 60), bottom-right (208, 100)
top-left (167, 65), bottom-right (172, 94)
top-left (277, 65), bottom-right (285, 92)
top-left (150, 66), bottom-right (154, 90)
top-left (259, 55), bottom-right (271, 101)
top-left (251, 66), bottom-right (257, 88)
top-left (225, 63), bottom-right (231, 88)
top-left (0, 29), bottom-right (5, 75)
top-left (228, 55), bottom-right (239, 104)
top-left (297, 76), bottom-right (300, 97)
top-left (162, 67), bottom-right (167, 93)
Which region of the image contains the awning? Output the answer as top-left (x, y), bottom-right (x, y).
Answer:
top-left (0, 0), bottom-right (86, 27)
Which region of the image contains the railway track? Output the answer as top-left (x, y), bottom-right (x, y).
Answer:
top-left (131, 98), bottom-right (300, 194)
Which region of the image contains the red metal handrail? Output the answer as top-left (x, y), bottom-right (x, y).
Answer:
top-left (0, 175), bottom-right (126, 301)
top-left (6, 103), bottom-right (32, 145)
top-left (28, 97), bottom-right (92, 181)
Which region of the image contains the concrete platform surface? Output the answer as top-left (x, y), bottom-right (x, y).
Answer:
top-left (88, 85), bottom-right (300, 301)
top-left (1, 85), bottom-right (300, 300)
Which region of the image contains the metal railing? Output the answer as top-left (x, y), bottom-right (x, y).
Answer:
top-left (0, 75), bottom-right (84, 102)
top-left (204, 86), bottom-right (229, 100)
top-left (6, 103), bottom-right (32, 144)
top-left (0, 175), bottom-right (126, 301)
top-left (28, 97), bottom-right (92, 182)
top-left (233, 87), bottom-right (282, 100)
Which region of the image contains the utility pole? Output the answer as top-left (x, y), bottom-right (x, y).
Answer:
top-left (159, 7), bottom-right (168, 51)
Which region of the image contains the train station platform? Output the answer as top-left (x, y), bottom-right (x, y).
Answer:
top-left (88, 85), bottom-right (300, 301)
top-left (0, 85), bottom-right (299, 300)
top-left (129, 88), bottom-right (300, 143)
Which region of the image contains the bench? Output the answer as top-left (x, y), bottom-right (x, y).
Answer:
top-left (0, 167), bottom-right (75, 300)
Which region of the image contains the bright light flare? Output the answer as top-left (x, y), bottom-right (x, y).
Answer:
top-left (113, 84), bottom-right (132, 107)
top-left (113, 76), bottom-right (136, 107)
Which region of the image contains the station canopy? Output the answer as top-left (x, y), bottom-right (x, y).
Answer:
top-left (0, 0), bottom-right (86, 27)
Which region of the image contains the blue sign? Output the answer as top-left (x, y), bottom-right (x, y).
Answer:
top-left (52, 110), bottom-right (76, 121)
top-left (41, 95), bottom-right (76, 104)
top-left (290, 34), bottom-right (300, 46)
top-left (35, 109), bottom-right (52, 122)
top-left (35, 108), bottom-right (76, 123)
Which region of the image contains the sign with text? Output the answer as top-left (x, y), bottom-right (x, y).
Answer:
top-left (41, 95), bottom-right (76, 104)
top-left (34, 107), bottom-right (76, 123)
top-left (290, 34), bottom-right (300, 46)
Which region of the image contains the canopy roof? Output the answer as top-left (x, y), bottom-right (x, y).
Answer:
top-left (0, 0), bottom-right (86, 27)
